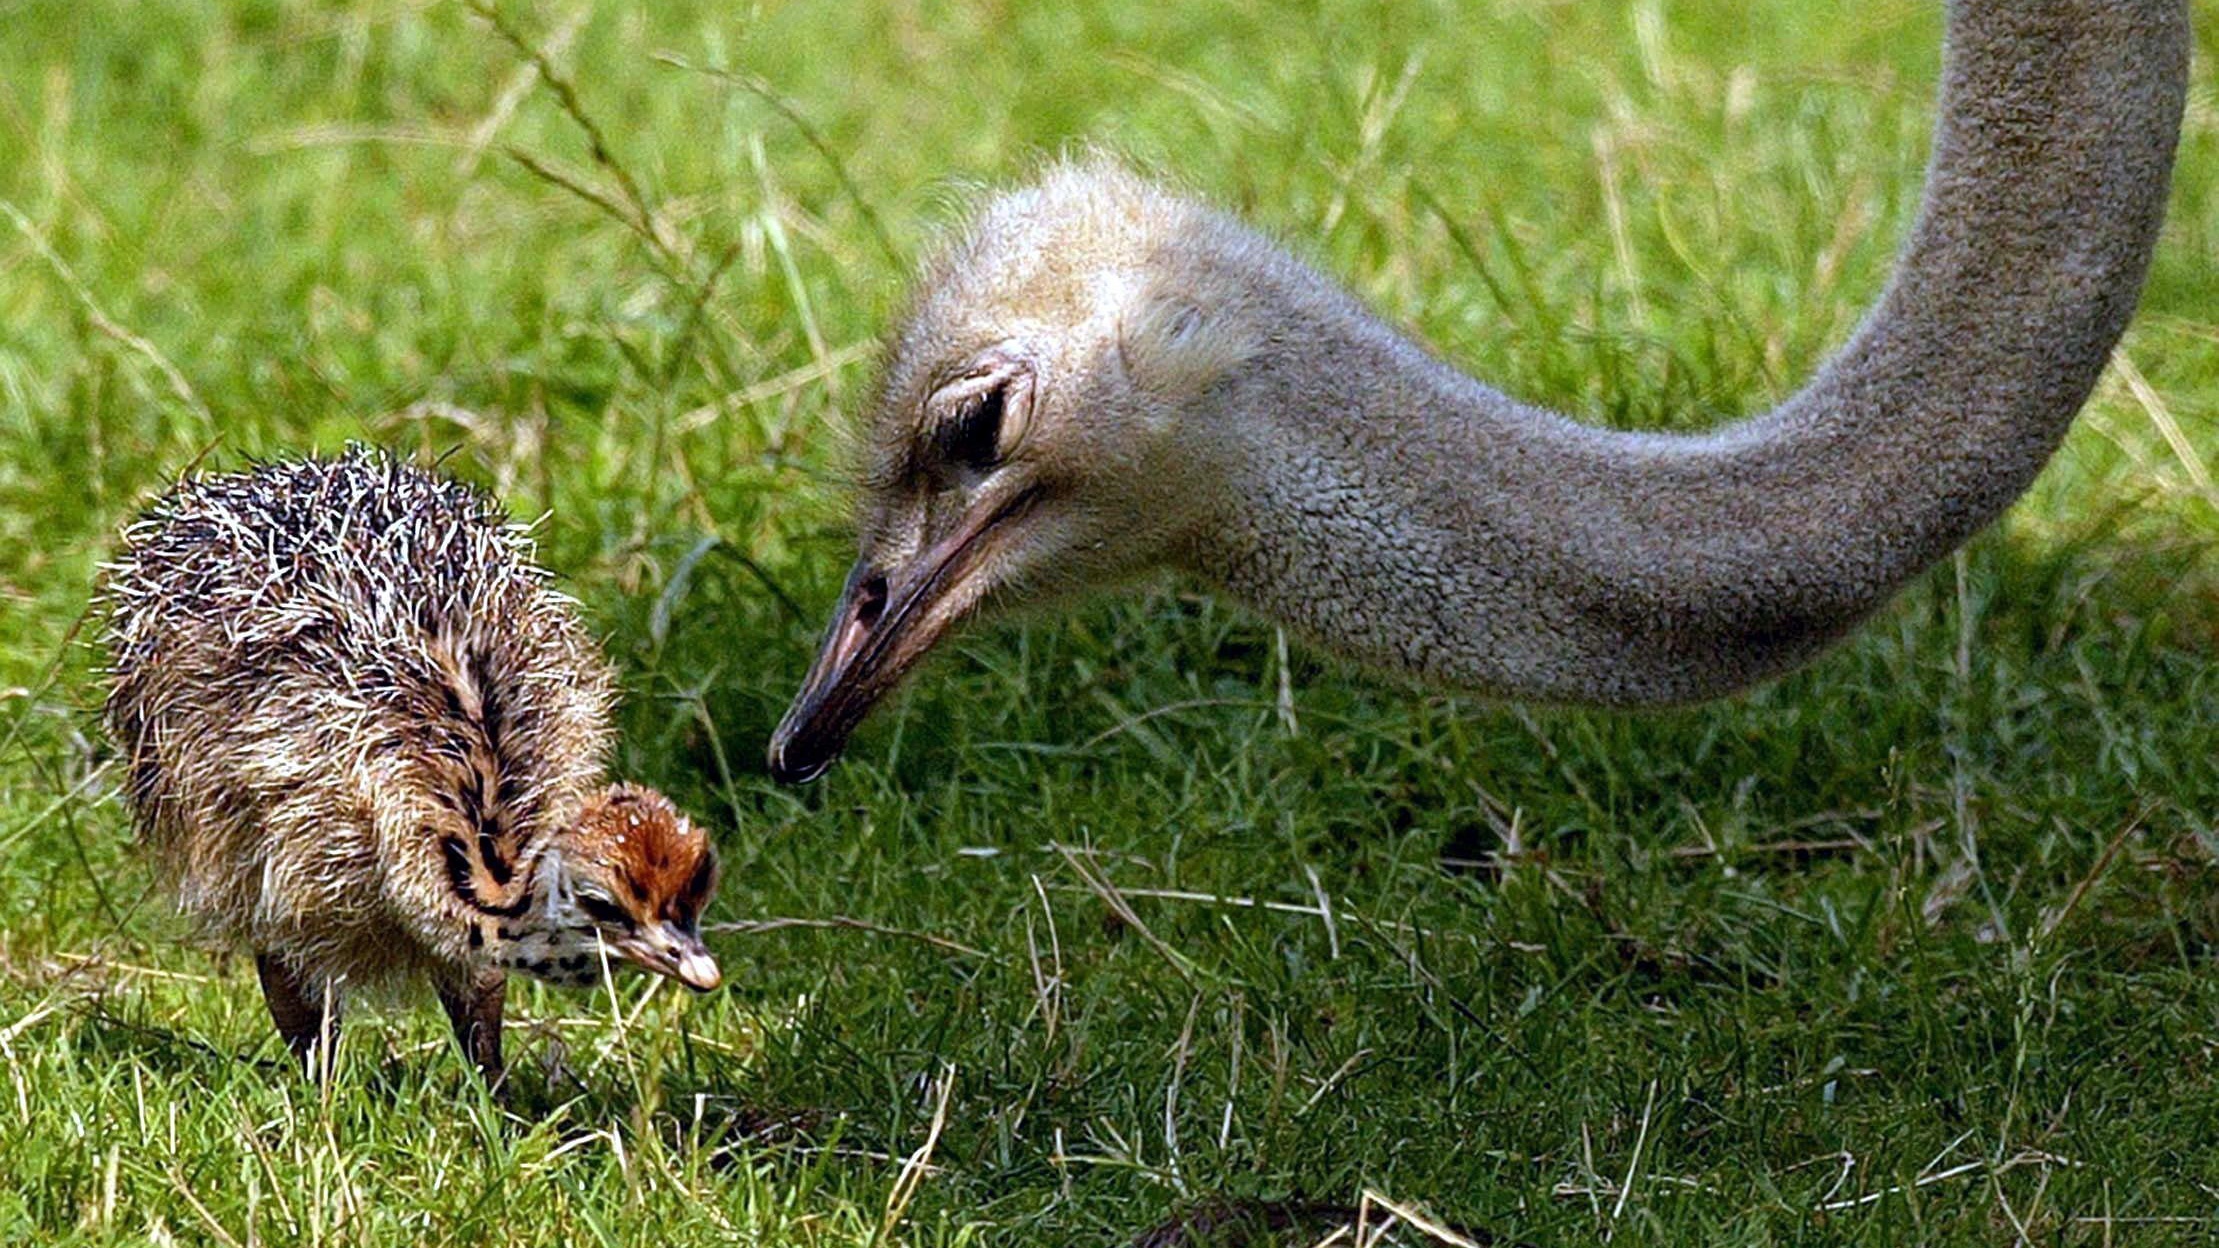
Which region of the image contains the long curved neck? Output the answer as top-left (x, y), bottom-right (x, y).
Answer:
top-left (1182, 0), bottom-right (2187, 706)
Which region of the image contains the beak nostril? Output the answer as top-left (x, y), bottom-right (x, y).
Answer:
top-left (855, 573), bottom-right (888, 630)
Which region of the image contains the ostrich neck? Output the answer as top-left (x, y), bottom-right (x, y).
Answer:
top-left (1184, 0), bottom-right (2186, 706)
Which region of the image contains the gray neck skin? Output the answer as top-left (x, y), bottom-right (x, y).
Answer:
top-left (1183, 0), bottom-right (2187, 706)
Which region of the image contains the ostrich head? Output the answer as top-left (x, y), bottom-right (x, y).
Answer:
top-left (770, 165), bottom-right (1263, 782)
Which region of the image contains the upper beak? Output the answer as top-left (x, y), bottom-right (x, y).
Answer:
top-left (767, 488), bottom-right (1038, 784)
top-left (616, 925), bottom-right (723, 992)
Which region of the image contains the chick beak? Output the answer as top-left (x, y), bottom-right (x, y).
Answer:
top-left (768, 487), bottom-right (1039, 784)
top-left (672, 941), bottom-right (722, 992)
top-left (617, 925), bottom-right (723, 993)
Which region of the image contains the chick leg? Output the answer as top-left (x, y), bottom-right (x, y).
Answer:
top-left (255, 952), bottom-right (339, 1076)
top-left (436, 967), bottom-right (508, 1086)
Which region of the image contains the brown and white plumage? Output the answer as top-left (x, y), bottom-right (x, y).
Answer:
top-left (101, 447), bottom-right (719, 1080)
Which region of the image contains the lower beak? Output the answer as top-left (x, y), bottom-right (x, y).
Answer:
top-left (616, 929), bottom-right (723, 993)
top-left (767, 489), bottom-right (1036, 784)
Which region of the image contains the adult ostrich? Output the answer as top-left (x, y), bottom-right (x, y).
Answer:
top-left (769, 1), bottom-right (2189, 784)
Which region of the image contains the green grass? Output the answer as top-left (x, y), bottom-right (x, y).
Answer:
top-left (3, 0), bottom-right (2216, 1242)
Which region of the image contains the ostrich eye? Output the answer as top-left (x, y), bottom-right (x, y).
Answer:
top-left (936, 385), bottom-right (1006, 476)
top-left (927, 357), bottom-right (1031, 482)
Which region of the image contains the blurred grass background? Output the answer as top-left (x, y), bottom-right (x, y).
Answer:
top-left (1, 0), bottom-right (2215, 1242)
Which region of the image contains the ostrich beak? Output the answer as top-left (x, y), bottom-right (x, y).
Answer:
top-left (769, 488), bottom-right (1039, 783)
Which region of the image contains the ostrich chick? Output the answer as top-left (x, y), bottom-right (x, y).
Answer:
top-left (101, 448), bottom-right (721, 1082)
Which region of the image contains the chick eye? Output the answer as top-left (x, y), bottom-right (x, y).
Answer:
top-left (577, 893), bottom-right (631, 929)
top-left (936, 385), bottom-right (1006, 476)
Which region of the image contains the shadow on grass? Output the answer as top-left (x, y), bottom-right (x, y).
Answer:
top-left (75, 1004), bottom-right (287, 1083)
